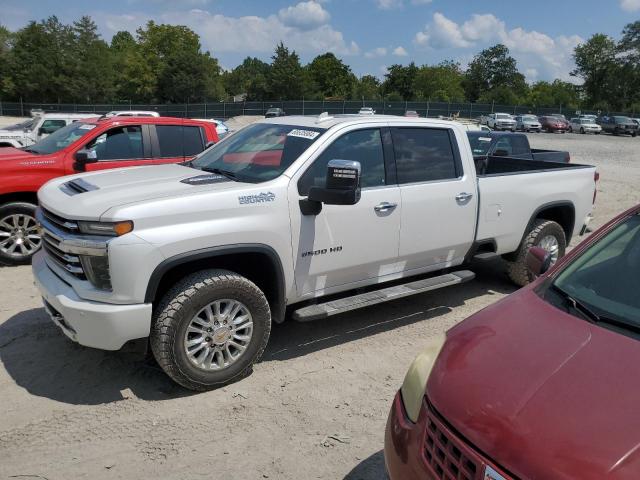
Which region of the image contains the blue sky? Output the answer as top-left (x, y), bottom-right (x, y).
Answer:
top-left (2, 0), bottom-right (639, 82)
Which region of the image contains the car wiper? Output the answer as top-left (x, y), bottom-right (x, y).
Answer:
top-left (21, 147), bottom-right (40, 154)
top-left (199, 167), bottom-right (238, 181)
top-left (550, 284), bottom-right (600, 323)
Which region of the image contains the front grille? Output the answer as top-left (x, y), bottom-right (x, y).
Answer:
top-left (41, 208), bottom-right (79, 234)
top-left (42, 233), bottom-right (86, 280)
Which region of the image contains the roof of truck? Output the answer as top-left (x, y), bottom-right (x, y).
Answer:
top-left (261, 113), bottom-right (461, 130)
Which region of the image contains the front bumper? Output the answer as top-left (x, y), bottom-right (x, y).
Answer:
top-left (32, 251), bottom-right (152, 350)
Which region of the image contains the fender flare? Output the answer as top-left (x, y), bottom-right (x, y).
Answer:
top-left (524, 200), bottom-right (576, 245)
top-left (144, 243), bottom-right (286, 322)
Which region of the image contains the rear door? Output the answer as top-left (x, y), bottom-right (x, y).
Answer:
top-left (81, 124), bottom-right (152, 171)
top-left (149, 123), bottom-right (208, 165)
top-left (392, 126), bottom-right (478, 272)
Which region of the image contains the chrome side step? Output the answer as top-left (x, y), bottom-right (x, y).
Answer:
top-left (292, 270), bottom-right (475, 322)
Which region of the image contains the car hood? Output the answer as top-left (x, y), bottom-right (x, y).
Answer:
top-left (0, 147), bottom-right (35, 160)
top-left (38, 164), bottom-right (244, 220)
top-left (428, 286), bottom-right (640, 480)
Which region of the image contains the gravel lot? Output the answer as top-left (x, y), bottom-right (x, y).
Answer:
top-left (0, 130), bottom-right (639, 480)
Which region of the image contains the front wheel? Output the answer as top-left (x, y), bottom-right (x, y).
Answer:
top-left (0, 202), bottom-right (42, 265)
top-left (150, 269), bottom-right (272, 391)
top-left (507, 219), bottom-right (567, 287)
top-left (580, 127), bottom-right (585, 134)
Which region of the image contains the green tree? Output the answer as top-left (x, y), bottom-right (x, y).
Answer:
top-left (351, 75), bottom-right (381, 100)
top-left (0, 25), bottom-right (14, 98)
top-left (465, 44), bottom-right (527, 103)
top-left (572, 34), bottom-right (618, 108)
top-left (382, 62), bottom-right (418, 100)
top-left (307, 52), bottom-right (355, 99)
top-left (267, 42), bottom-right (307, 100)
top-left (413, 61), bottom-right (465, 102)
top-left (223, 57), bottom-right (270, 100)
top-left (527, 80), bottom-right (579, 108)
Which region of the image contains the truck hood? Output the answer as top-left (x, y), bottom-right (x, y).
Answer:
top-left (38, 164), bottom-right (241, 220)
top-left (428, 287), bottom-right (640, 480)
top-left (0, 147), bottom-right (35, 160)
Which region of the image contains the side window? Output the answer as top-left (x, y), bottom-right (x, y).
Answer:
top-left (183, 126), bottom-right (205, 156)
top-left (40, 119), bottom-right (67, 134)
top-left (156, 125), bottom-right (184, 157)
top-left (298, 128), bottom-right (386, 195)
top-left (511, 136), bottom-right (530, 156)
top-left (392, 128), bottom-right (458, 183)
top-left (86, 126), bottom-right (144, 161)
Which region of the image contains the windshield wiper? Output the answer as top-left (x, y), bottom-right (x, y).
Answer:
top-left (21, 147), bottom-right (40, 154)
top-left (200, 167), bottom-right (238, 181)
top-left (550, 284), bottom-right (601, 323)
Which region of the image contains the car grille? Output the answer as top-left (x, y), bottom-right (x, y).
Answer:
top-left (41, 208), bottom-right (79, 234)
top-left (423, 402), bottom-right (513, 480)
top-left (42, 232), bottom-right (86, 280)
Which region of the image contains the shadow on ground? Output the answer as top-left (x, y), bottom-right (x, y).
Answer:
top-left (344, 450), bottom-right (387, 480)
top-left (0, 259), bottom-right (514, 406)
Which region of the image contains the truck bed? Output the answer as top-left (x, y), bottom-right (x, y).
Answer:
top-left (475, 155), bottom-right (588, 176)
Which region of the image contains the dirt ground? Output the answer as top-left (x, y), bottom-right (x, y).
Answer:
top-left (1, 130), bottom-right (639, 480)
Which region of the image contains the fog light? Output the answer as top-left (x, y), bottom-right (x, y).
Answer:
top-left (80, 255), bottom-right (112, 290)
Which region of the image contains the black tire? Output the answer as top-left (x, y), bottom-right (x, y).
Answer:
top-left (507, 219), bottom-right (567, 287)
top-left (0, 201), bottom-right (41, 265)
top-left (580, 127), bottom-right (585, 134)
top-left (150, 269), bottom-right (271, 391)
top-left (633, 132), bottom-right (637, 138)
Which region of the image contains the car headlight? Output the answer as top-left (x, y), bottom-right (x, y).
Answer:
top-left (79, 255), bottom-right (112, 290)
top-left (400, 334), bottom-right (446, 423)
top-left (78, 220), bottom-right (133, 236)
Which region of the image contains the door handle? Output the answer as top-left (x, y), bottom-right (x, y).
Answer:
top-left (455, 192), bottom-right (473, 202)
top-left (374, 202), bottom-right (398, 212)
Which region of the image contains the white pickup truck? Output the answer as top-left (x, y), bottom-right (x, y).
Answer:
top-left (32, 114), bottom-right (597, 390)
top-left (0, 112), bottom-right (100, 148)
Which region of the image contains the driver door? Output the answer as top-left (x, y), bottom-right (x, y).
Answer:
top-left (80, 124), bottom-right (151, 171)
top-left (288, 126), bottom-right (402, 298)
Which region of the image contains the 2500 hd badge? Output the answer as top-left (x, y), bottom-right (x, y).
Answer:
top-left (301, 246), bottom-right (342, 258)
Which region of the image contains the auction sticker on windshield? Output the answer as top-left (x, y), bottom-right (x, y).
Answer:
top-left (79, 124), bottom-right (96, 130)
top-left (287, 129), bottom-right (320, 140)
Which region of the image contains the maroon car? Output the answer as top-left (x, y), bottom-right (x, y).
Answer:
top-left (539, 115), bottom-right (569, 133)
top-left (385, 204), bottom-right (640, 480)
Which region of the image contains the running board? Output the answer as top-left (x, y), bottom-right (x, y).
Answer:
top-left (292, 270), bottom-right (475, 322)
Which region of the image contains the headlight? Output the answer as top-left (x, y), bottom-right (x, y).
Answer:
top-left (78, 220), bottom-right (133, 236)
top-left (79, 255), bottom-right (112, 290)
top-left (400, 334), bottom-right (446, 423)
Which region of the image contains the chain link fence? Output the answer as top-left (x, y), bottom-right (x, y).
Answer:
top-left (0, 100), bottom-right (635, 120)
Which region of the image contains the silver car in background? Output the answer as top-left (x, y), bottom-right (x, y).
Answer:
top-left (570, 117), bottom-right (602, 134)
top-left (515, 114), bottom-right (542, 132)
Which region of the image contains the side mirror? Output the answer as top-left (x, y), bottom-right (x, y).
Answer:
top-left (308, 159), bottom-right (362, 206)
top-left (73, 148), bottom-right (98, 171)
top-left (526, 246), bottom-right (552, 278)
top-left (205, 141), bottom-right (216, 149)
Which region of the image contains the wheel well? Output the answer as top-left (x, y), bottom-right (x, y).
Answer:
top-left (0, 192), bottom-right (39, 208)
top-left (147, 248), bottom-right (286, 323)
top-left (535, 204), bottom-right (575, 243)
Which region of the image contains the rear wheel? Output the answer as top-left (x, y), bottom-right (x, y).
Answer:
top-left (150, 269), bottom-right (271, 391)
top-left (580, 127), bottom-right (585, 134)
top-left (507, 219), bottom-right (566, 287)
top-left (0, 202), bottom-right (42, 265)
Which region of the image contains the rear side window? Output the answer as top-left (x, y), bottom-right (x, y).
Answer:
top-left (511, 136), bottom-right (529, 156)
top-left (392, 128), bottom-right (458, 184)
top-left (298, 128), bottom-right (386, 195)
top-left (156, 125), bottom-right (205, 157)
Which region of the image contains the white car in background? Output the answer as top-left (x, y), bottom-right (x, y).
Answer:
top-left (0, 112), bottom-right (100, 148)
top-left (194, 118), bottom-right (230, 138)
top-left (104, 110), bottom-right (160, 118)
top-left (358, 107), bottom-right (375, 115)
top-left (486, 113), bottom-right (517, 131)
top-left (570, 117), bottom-right (602, 134)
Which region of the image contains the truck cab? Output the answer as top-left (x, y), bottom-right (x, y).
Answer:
top-left (0, 112), bottom-right (101, 149)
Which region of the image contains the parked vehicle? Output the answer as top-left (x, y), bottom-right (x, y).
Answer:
top-left (569, 117), bottom-right (602, 134)
top-left (0, 112), bottom-right (100, 148)
top-left (32, 115), bottom-right (597, 390)
top-left (514, 114), bottom-right (542, 132)
top-left (404, 110), bottom-right (419, 118)
top-left (0, 116), bottom-right (218, 264)
top-left (358, 107), bottom-right (375, 115)
top-left (196, 118), bottom-right (230, 138)
top-left (539, 115), bottom-right (569, 133)
top-left (632, 118), bottom-right (640, 127)
top-left (265, 108), bottom-right (286, 118)
top-left (580, 114), bottom-right (598, 122)
top-left (454, 120), bottom-right (490, 133)
top-left (597, 116), bottom-right (638, 137)
top-left (385, 203), bottom-right (640, 480)
top-left (467, 131), bottom-right (571, 162)
top-left (104, 110), bottom-right (160, 118)
top-left (485, 113), bottom-right (516, 131)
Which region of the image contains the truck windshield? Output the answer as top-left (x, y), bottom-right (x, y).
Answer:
top-left (466, 133), bottom-right (492, 156)
top-left (25, 122), bottom-right (95, 155)
top-left (191, 123), bottom-right (324, 183)
top-left (4, 118), bottom-right (38, 131)
top-left (548, 214), bottom-right (640, 333)
top-left (496, 114), bottom-right (511, 119)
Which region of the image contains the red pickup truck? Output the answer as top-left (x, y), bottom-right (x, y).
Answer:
top-left (0, 116), bottom-right (218, 264)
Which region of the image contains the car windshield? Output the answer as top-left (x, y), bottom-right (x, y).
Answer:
top-left (25, 121), bottom-right (96, 155)
top-left (522, 115), bottom-right (537, 121)
top-left (191, 123), bottom-right (324, 183)
top-left (549, 213), bottom-right (640, 332)
top-left (614, 116), bottom-right (631, 123)
top-left (4, 118), bottom-right (38, 131)
top-left (496, 114), bottom-right (511, 119)
top-left (466, 133), bottom-right (492, 156)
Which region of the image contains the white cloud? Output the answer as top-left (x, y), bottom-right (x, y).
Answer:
top-left (393, 46), bottom-right (408, 56)
top-left (414, 12), bottom-right (584, 82)
top-left (376, 0), bottom-right (403, 9)
top-left (620, 0), bottom-right (640, 11)
top-left (365, 47), bottom-right (388, 58)
top-left (411, 0), bottom-right (433, 4)
top-left (100, 5), bottom-right (359, 56)
top-left (278, 1), bottom-right (330, 30)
